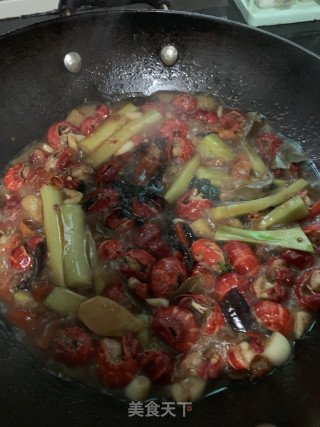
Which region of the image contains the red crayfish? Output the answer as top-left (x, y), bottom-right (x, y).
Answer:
top-left (96, 333), bottom-right (139, 388)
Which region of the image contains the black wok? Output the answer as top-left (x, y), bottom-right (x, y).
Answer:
top-left (0, 7), bottom-right (320, 427)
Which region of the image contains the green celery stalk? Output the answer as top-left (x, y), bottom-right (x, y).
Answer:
top-left (272, 179), bottom-right (288, 187)
top-left (85, 229), bottom-right (114, 294)
top-left (211, 178), bottom-right (308, 220)
top-left (215, 224), bottom-right (313, 252)
top-left (92, 266), bottom-right (108, 295)
top-left (164, 154), bottom-right (200, 203)
top-left (88, 109), bottom-right (162, 167)
top-left (263, 179), bottom-right (289, 197)
top-left (86, 228), bottom-right (99, 269)
top-left (241, 141), bottom-right (268, 176)
top-left (80, 103), bottom-right (137, 153)
top-left (44, 287), bottom-right (87, 316)
top-left (196, 166), bottom-right (234, 187)
top-left (60, 204), bottom-right (93, 288)
top-left (40, 185), bottom-right (64, 287)
top-left (256, 195), bottom-right (308, 229)
top-left (196, 133), bottom-right (234, 161)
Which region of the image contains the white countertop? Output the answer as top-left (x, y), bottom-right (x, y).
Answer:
top-left (0, 0), bottom-right (59, 19)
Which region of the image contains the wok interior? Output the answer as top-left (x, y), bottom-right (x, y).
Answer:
top-left (0, 10), bottom-right (320, 426)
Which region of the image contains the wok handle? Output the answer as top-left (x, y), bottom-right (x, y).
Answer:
top-left (58, 0), bottom-right (170, 12)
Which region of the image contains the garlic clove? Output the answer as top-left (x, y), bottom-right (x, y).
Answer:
top-left (262, 332), bottom-right (291, 367)
top-left (124, 376), bottom-right (151, 402)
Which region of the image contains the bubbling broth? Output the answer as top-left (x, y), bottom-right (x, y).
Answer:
top-left (0, 92), bottom-right (319, 402)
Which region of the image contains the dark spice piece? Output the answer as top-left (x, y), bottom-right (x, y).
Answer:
top-left (189, 177), bottom-right (220, 202)
top-left (220, 288), bottom-right (255, 332)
